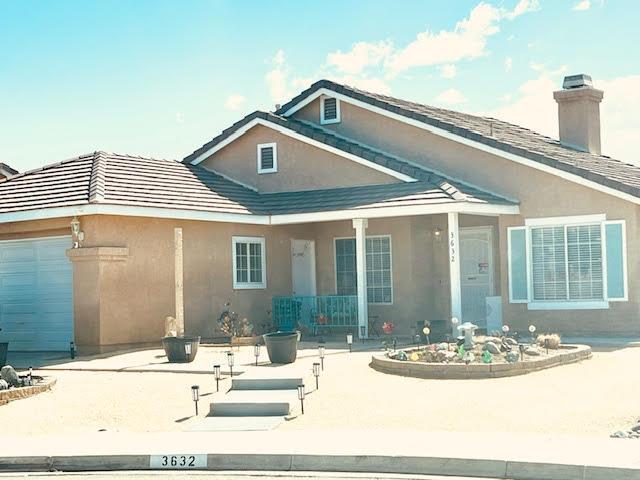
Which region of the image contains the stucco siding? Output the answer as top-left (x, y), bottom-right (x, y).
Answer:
top-left (199, 124), bottom-right (399, 193)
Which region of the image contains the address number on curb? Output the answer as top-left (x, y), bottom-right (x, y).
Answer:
top-left (150, 454), bottom-right (207, 469)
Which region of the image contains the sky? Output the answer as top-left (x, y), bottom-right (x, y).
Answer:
top-left (1, 0), bottom-right (639, 172)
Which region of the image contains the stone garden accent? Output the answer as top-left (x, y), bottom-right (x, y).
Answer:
top-left (0, 366), bottom-right (56, 405)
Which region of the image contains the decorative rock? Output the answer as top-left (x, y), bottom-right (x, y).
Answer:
top-left (395, 351), bottom-right (408, 361)
top-left (504, 337), bottom-right (518, 346)
top-left (463, 351), bottom-right (475, 364)
top-left (0, 379), bottom-right (8, 390)
top-left (409, 352), bottom-right (420, 362)
top-left (1, 365), bottom-right (19, 387)
top-left (443, 351), bottom-right (458, 363)
top-left (484, 341), bottom-right (501, 355)
top-left (505, 351), bottom-right (519, 363)
top-left (611, 431), bottom-right (629, 438)
top-left (437, 342), bottom-right (449, 351)
top-left (524, 346), bottom-right (541, 356)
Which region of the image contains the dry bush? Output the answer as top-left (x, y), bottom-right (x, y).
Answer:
top-left (536, 333), bottom-right (561, 349)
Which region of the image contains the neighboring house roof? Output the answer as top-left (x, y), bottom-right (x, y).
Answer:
top-left (0, 162), bottom-right (18, 179)
top-left (277, 79), bottom-right (640, 201)
top-left (0, 151), bottom-right (516, 223)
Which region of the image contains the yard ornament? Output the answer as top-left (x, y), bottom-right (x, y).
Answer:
top-left (382, 322), bottom-right (394, 335)
top-left (482, 350), bottom-right (492, 364)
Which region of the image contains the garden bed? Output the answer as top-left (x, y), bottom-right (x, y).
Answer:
top-left (0, 376), bottom-right (56, 405)
top-left (370, 343), bottom-right (592, 379)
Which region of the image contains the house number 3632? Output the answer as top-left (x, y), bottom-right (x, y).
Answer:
top-left (150, 454), bottom-right (206, 469)
top-left (450, 232), bottom-right (456, 263)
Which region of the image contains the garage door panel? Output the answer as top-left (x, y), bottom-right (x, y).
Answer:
top-left (0, 236), bottom-right (73, 351)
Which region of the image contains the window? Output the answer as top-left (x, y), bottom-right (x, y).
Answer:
top-left (232, 236), bottom-right (266, 289)
top-left (334, 236), bottom-right (392, 304)
top-left (257, 143), bottom-right (277, 174)
top-left (320, 96), bottom-right (340, 125)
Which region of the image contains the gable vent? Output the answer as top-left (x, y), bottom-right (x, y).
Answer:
top-left (257, 143), bottom-right (277, 173)
top-left (321, 97), bottom-right (340, 124)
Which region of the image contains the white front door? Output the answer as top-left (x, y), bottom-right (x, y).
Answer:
top-left (460, 227), bottom-right (494, 330)
top-left (291, 240), bottom-right (316, 296)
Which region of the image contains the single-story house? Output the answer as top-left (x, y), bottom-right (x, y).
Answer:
top-left (0, 74), bottom-right (637, 353)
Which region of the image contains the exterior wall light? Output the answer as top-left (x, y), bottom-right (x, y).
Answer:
top-left (227, 351), bottom-right (235, 377)
top-left (70, 216), bottom-right (84, 248)
top-left (318, 345), bottom-right (325, 370)
top-left (312, 362), bottom-right (320, 389)
top-left (433, 226), bottom-right (443, 241)
top-left (254, 343), bottom-right (261, 366)
top-left (191, 385), bottom-right (200, 415)
top-left (297, 384), bottom-right (305, 414)
top-left (346, 333), bottom-right (353, 352)
top-left (213, 364), bottom-right (221, 392)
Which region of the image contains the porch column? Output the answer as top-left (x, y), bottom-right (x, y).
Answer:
top-left (448, 212), bottom-right (462, 336)
top-left (353, 218), bottom-right (368, 339)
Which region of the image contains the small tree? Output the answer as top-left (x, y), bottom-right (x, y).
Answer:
top-left (217, 302), bottom-right (253, 338)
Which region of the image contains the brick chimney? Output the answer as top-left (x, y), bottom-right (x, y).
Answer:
top-left (553, 74), bottom-right (604, 155)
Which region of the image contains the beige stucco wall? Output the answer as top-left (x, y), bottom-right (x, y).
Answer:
top-left (294, 98), bottom-right (640, 336)
top-left (199, 124), bottom-right (398, 193)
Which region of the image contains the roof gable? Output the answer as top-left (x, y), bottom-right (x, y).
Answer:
top-left (277, 79), bottom-right (640, 205)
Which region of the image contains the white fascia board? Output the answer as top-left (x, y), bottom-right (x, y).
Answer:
top-left (283, 88), bottom-right (640, 206)
top-left (269, 201), bottom-right (519, 225)
top-left (188, 117), bottom-right (416, 183)
top-left (525, 214), bottom-right (606, 226)
top-left (0, 204), bottom-right (270, 225)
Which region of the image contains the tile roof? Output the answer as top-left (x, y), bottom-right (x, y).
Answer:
top-left (0, 163), bottom-right (18, 178)
top-left (277, 79), bottom-right (640, 199)
top-left (0, 151), bottom-right (515, 218)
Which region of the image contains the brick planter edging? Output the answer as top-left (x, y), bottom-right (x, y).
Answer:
top-left (0, 377), bottom-right (56, 405)
top-left (370, 344), bottom-right (592, 379)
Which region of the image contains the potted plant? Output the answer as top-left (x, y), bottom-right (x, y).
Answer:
top-left (162, 316), bottom-right (201, 363)
top-left (217, 302), bottom-right (257, 346)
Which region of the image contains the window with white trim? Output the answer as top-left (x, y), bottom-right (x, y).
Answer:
top-left (257, 143), bottom-right (277, 174)
top-left (232, 236), bottom-right (266, 289)
top-left (334, 236), bottom-right (392, 304)
top-left (320, 96), bottom-right (340, 125)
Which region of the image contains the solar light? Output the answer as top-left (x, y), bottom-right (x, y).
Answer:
top-left (297, 384), bottom-right (305, 414)
top-left (502, 325), bottom-right (510, 336)
top-left (519, 344), bottom-right (525, 362)
top-left (191, 385), bottom-right (200, 415)
top-left (451, 317), bottom-right (459, 326)
top-left (227, 350), bottom-right (235, 377)
top-left (184, 342), bottom-right (192, 356)
top-left (28, 366), bottom-right (33, 386)
top-left (70, 342), bottom-right (75, 359)
top-left (423, 326), bottom-right (431, 345)
top-left (213, 364), bottom-right (221, 392)
top-left (254, 343), bottom-right (261, 366)
top-left (392, 337), bottom-right (397, 351)
top-left (313, 362), bottom-right (320, 389)
top-left (360, 325), bottom-right (366, 342)
top-left (318, 345), bottom-right (325, 370)
top-left (528, 325), bottom-right (536, 345)
top-left (544, 338), bottom-right (549, 355)
top-left (346, 333), bottom-right (353, 352)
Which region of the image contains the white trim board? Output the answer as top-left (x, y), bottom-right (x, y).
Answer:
top-left (257, 142), bottom-right (278, 174)
top-left (187, 117), bottom-right (417, 183)
top-left (282, 87), bottom-right (640, 206)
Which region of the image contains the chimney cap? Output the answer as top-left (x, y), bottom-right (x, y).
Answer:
top-left (562, 74), bottom-right (593, 90)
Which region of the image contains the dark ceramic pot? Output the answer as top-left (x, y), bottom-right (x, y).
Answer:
top-left (263, 331), bottom-right (299, 364)
top-left (162, 336), bottom-right (201, 363)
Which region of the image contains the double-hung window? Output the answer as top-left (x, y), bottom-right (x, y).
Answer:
top-left (508, 215), bottom-right (627, 309)
top-left (334, 236), bottom-right (392, 304)
top-left (232, 236), bottom-right (266, 289)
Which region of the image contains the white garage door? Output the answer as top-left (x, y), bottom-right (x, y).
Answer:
top-left (0, 236), bottom-right (73, 351)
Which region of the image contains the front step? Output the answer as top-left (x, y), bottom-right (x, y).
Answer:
top-left (231, 377), bottom-right (304, 391)
top-left (209, 389), bottom-right (299, 417)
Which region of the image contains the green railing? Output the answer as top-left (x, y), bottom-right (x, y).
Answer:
top-left (271, 295), bottom-right (358, 332)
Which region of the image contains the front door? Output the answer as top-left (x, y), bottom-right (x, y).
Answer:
top-left (460, 227), bottom-right (494, 330)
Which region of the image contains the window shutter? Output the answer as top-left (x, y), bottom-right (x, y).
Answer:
top-left (604, 220), bottom-right (627, 301)
top-left (323, 97), bottom-right (337, 120)
top-left (260, 146), bottom-right (274, 170)
top-left (508, 226), bottom-right (528, 303)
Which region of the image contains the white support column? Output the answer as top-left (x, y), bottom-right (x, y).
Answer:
top-left (353, 218), bottom-right (368, 339)
top-left (448, 212), bottom-right (462, 336)
top-left (174, 227), bottom-right (185, 336)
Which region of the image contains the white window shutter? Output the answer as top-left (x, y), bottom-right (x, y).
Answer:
top-left (604, 220), bottom-right (627, 301)
top-left (508, 226), bottom-right (528, 303)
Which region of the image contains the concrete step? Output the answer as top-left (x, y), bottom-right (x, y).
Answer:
top-left (231, 377), bottom-right (303, 390)
top-left (209, 389), bottom-right (299, 417)
top-left (188, 416), bottom-right (285, 431)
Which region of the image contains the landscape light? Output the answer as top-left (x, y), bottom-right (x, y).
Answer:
top-left (254, 343), bottom-right (261, 366)
top-left (346, 333), bottom-right (353, 352)
top-left (502, 325), bottom-right (510, 336)
top-left (528, 325), bottom-right (537, 345)
top-left (70, 342), bottom-right (75, 359)
top-left (297, 384), bottom-right (305, 414)
top-left (184, 342), bottom-right (192, 355)
top-left (191, 385), bottom-right (200, 415)
top-left (213, 364), bottom-right (221, 392)
top-left (360, 325), bottom-right (366, 342)
top-left (318, 345), bottom-right (325, 370)
top-left (423, 326), bottom-right (431, 345)
top-left (227, 351), bottom-right (235, 377)
top-left (313, 362), bottom-right (320, 389)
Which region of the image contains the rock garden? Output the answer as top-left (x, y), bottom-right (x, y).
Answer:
top-left (0, 364), bottom-right (56, 405)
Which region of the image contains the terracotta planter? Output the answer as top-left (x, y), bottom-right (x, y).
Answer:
top-left (0, 342), bottom-right (7, 367)
top-left (263, 331), bottom-right (299, 364)
top-left (161, 336), bottom-right (201, 363)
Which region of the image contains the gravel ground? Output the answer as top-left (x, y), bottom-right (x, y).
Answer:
top-left (1, 345), bottom-right (638, 437)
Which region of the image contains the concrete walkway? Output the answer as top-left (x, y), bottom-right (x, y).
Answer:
top-left (1, 430), bottom-right (639, 479)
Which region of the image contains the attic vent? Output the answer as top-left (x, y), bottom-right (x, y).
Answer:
top-left (320, 97), bottom-right (340, 125)
top-left (257, 143), bottom-right (277, 174)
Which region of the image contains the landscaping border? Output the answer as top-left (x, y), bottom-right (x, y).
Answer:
top-left (370, 344), bottom-right (592, 379)
top-left (0, 377), bottom-right (56, 405)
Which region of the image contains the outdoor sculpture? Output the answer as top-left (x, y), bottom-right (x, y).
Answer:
top-left (457, 321), bottom-right (479, 349)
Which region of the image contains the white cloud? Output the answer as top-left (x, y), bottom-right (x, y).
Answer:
top-left (505, 56), bottom-right (513, 72)
top-left (175, 112), bottom-right (184, 124)
top-left (504, 0), bottom-right (541, 20)
top-left (435, 88), bottom-right (467, 105)
top-left (573, 0), bottom-right (591, 11)
top-left (265, 49), bottom-right (293, 104)
top-left (224, 94), bottom-right (246, 111)
top-left (440, 64), bottom-right (457, 78)
top-left (327, 41), bottom-right (393, 75)
top-left (481, 73), bottom-right (640, 164)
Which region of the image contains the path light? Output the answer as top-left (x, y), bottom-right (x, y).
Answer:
top-left (423, 326), bottom-right (431, 345)
top-left (528, 325), bottom-right (536, 345)
top-left (544, 338), bottom-right (550, 355)
top-left (70, 342), bottom-right (75, 359)
top-left (502, 325), bottom-right (510, 337)
top-left (519, 344), bottom-right (525, 362)
top-left (318, 345), bottom-right (325, 370)
top-left (191, 385), bottom-right (200, 416)
top-left (346, 333), bottom-right (353, 353)
top-left (313, 362), bottom-right (320, 390)
top-left (28, 366), bottom-right (33, 386)
top-left (254, 343), bottom-right (261, 366)
top-left (392, 338), bottom-right (397, 351)
top-left (213, 364), bottom-right (221, 392)
top-left (184, 342), bottom-right (192, 356)
top-left (227, 350), bottom-right (235, 377)
top-left (297, 384), bottom-right (305, 414)
top-left (360, 325), bottom-right (366, 342)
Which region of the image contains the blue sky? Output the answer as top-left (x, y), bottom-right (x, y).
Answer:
top-left (1, 0), bottom-right (639, 172)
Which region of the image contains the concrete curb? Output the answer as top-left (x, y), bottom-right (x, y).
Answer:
top-left (0, 377), bottom-right (56, 405)
top-left (1, 452), bottom-right (639, 479)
